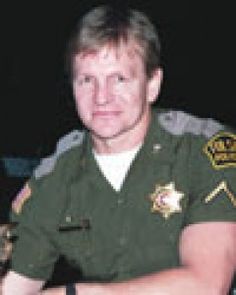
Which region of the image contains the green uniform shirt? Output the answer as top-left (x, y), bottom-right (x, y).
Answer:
top-left (10, 109), bottom-right (236, 282)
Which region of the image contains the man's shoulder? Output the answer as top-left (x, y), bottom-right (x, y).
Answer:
top-left (157, 109), bottom-right (225, 139)
top-left (34, 129), bottom-right (85, 180)
top-left (156, 108), bottom-right (236, 171)
top-left (11, 130), bottom-right (86, 219)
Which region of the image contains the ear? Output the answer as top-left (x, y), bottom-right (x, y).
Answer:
top-left (146, 68), bottom-right (163, 104)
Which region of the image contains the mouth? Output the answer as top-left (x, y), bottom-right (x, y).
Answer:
top-left (93, 110), bottom-right (121, 118)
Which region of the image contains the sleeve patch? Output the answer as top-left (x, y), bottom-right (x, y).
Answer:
top-left (203, 132), bottom-right (236, 169)
top-left (12, 182), bottom-right (32, 214)
top-left (205, 181), bottom-right (236, 206)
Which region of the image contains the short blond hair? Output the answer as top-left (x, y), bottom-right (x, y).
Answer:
top-left (65, 5), bottom-right (161, 80)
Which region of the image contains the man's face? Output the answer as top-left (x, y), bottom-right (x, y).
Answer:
top-left (72, 43), bottom-right (161, 148)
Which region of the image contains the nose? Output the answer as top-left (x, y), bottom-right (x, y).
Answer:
top-left (94, 81), bottom-right (111, 106)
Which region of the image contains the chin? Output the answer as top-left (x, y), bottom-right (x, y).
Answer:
top-left (90, 121), bottom-right (121, 135)
top-left (91, 127), bottom-right (123, 140)
top-left (93, 131), bottom-right (119, 140)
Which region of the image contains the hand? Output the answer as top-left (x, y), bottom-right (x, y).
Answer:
top-left (0, 223), bottom-right (16, 295)
top-left (0, 278), bottom-right (3, 295)
top-left (0, 223), bottom-right (15, 275)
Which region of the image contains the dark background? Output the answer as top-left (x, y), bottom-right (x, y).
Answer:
top-left (0, 0), bottom-right (235, 157)
top-left (0, 2), bottom-right (236, 291)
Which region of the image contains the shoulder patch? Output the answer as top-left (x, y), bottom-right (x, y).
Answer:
top-left (158, 110), bottom-right (223, 138)
top-left (12, 182), bottom-right (32, 214)
top-left (203, 131), bottom-right (236, 169)
top-left (34, 130), bottom-right (84, 179)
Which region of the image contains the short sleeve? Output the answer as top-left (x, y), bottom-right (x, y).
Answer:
top-left (10, 179), bottom-right (59, 280)
top-left (185, 131), bottom-right (236, 225)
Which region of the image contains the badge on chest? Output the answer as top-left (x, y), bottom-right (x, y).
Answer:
top-left (149, 182), bottom-right (184, 219)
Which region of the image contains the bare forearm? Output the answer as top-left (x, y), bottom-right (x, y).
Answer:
top-left (12, 266), bottom-right (230, 295)
top-left (2, 271), bottom-right (44, 295)
top-left (75, 268), bottom-right (222, 295)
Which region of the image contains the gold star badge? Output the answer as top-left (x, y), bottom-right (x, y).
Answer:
top-left (150, 182), bottom-right (184, 219)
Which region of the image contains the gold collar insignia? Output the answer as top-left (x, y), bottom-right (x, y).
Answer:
top-left (150, 182), bottom-right (184, 219)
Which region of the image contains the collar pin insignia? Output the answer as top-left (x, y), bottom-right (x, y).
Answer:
top-left (153, 143), bottom-right (161, 153)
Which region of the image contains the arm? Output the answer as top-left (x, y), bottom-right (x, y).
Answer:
top-left (42, 222), bottom-right (236, 295)
top-left (2, 270), bottom-right (44, 294)
top-left (2, 222), bottom-right (236, 295)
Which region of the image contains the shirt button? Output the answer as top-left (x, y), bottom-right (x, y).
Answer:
top-left (119, 236), bottom-right (127, 246)
top-left (117, 198), bottom-right (124, 205)
top-left (118, 265), bottom-right (125, 273)
top-left (65, 216), bottom-right (72, 223)
top-left (28, 263), bottom-right (34, 269)
top-left (85, 250), bottom-right (92, 257)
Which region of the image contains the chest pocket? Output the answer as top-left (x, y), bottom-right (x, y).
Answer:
top-left (57, 215), bottom-right (92, 268)
top-left (57, 214), bottom-right (116, 281)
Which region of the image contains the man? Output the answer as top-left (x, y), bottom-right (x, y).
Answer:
top-left (2, 5), bottom-right (236, 295)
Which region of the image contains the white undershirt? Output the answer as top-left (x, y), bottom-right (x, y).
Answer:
top-left (93, 145), bottom-right (142, 191)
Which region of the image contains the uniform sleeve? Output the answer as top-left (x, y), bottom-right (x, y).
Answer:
top-left (10, 178), bottom-right (60, 281)
top-left (184, 131), bottom-right (236, 225)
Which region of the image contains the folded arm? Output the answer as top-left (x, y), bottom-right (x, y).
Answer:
top-left (73, 222), bottom-right (236, 295)
top-left (2, 222), bottom-right (236, 295)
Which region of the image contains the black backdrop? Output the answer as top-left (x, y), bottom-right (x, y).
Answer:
top-left (1, 1), bottom-right (235, 157)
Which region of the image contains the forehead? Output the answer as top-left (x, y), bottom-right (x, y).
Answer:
top-left (74, 41), bottom-right (145, 73)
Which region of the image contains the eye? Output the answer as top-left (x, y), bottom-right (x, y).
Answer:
top-left (77, 75), bottom-right (93, 86)
top-left (115, 74), bottom-right (127, 83)
top-left (84, 76), bottom-right (92, 83)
